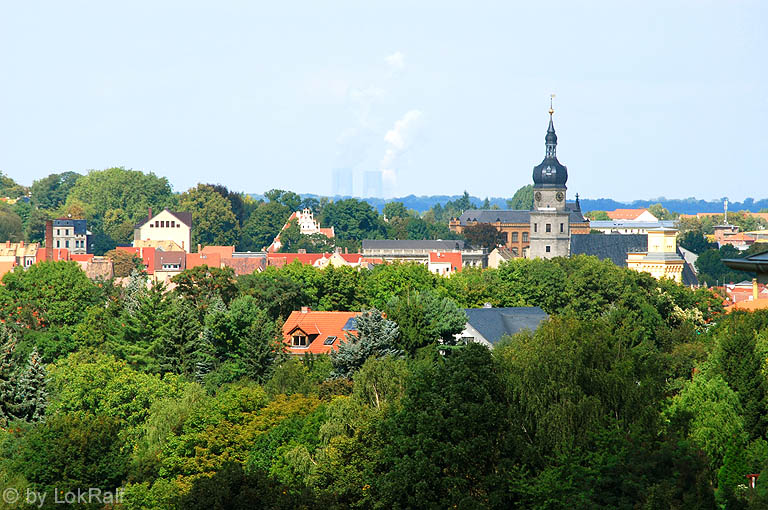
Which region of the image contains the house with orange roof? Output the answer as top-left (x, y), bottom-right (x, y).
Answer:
top-left (35, 247), bottom-right (70, 262)
top-left (606, 209), bottom-right (659, 222)
top-left (282, 307), bottom-right (358, 355)
top-left (186, 252), bottom-right (222, 270)
top-left (428, 251), bottom-right (462, 276)
top-left (116, 246), bottom-right (156, 275)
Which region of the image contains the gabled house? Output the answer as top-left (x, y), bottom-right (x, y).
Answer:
top-left (134, 209), bottom-right (192, 253)
top-left (428, 251), bottom-right (462, 276)
top-left (455, 306), bottom-right (549, 348)
top-left (282, 308), bottom-right (358, 355)
top-left (606, 209), bottom-right (659, 222)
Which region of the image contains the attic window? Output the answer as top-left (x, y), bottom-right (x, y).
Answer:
top-left (292, 334), bottom-right (308, 347)
top-left (323, 336), bottom-right (337, 345)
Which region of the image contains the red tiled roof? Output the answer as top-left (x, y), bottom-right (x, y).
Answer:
top-left (221, 257), bottom-right (265, 276)
top-left (282, 310), bottom-right (358, 355)
top-left (267, 253), bottom-right (326, 267)
top-left (70, 254), bottom-right (94, 262)
top-left (606, 208), bottom-right (650, 220)
top-left (187, 252), bottom-right (221, 269)
top-left (318, 227), bottom-right (335, 238)
top-left (35, 248), bottom-right (70, 262)
top-left (200, 245), bottom-right (235, 258)
top-left (429, 251), bottom-right (462, 270)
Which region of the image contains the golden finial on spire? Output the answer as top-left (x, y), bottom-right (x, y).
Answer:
top-left (549, 94), bottom-right (555, 115)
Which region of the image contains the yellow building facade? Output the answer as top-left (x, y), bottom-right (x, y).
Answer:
top-left (626, 228), bottom-right (685, 283)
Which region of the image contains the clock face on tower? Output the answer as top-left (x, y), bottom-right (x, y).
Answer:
top-left (555, 191), bottom-right (564, 202)
top-left (535, 192), bottom-right (542, 203)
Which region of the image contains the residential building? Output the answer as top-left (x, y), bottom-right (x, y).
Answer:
top-left (626, 228), bottom-right (685, 283)
top-left (487, 247), bottom-right (515, 269)
top-left (454, 306), bottom-right (549, 348)
top-left (428, 251), bottom-right (462, 276)
top-left (133, 239), bottom-right (186, 252)
top-left (724, 279), bottom-right (768, 305)
top-left (0, 241), bottom-right (38, 268)
top-left (589, 220), bottom-right (677, 235)
top-left (282, 308), bottom-right (358, 355)
top-left (133, 209), bottom-right (192, 253)
top-left (153, 251), bottom-right (186, 285)
top-left (53, 218), bottom-right (89, 254)
top-left (361, 239), bottom-right (486, 267)
top-left (605, 209), bottom-right (659, 222)
top-left (116, 246), bottom-right (156, 276)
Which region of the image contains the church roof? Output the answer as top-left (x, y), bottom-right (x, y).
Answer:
top-left (456, 207), bottom-right (586, 226)
top-left (532, 112), bottom-right (568, 189)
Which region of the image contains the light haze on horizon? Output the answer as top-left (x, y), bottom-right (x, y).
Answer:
top-left (1, 1), bottom-right (765, 202)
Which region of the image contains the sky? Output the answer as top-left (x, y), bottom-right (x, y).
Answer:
top-left (1, 1), bottom-right (766, 201)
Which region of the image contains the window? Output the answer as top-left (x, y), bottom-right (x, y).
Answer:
top-left (171, 221), bottom-right (175, 227)
top-left (56, 240), bottom-right (60, 248)
top-left (522, 232), bottom-right (528, 242)
top-left (324, 336), bottom-right (337, 345)
top-left (534, 223), bottom-right (538, 233)
top-left (512, 232), bottom-right (519, 242)
top-left (292, 334), bottom-right (308, 347)
top-left (560, 223), bottom-right (564, 233)
top-left (56, 229), bottom-right (60, 236)
top-left (149, 223), bottom-right (154, 227)
top-left (65, 240), bottom-right (69, 248)
top-left (546, 246), bottom-right (551, 253)
top-left (501, 232), bottom-right (508, 243)
top-left (546, 223), bottom-right (551, 233)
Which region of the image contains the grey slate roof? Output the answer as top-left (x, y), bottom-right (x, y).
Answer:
top-left (570, 233), bottom-right (648, 267)
top-left (457, 207), bottom-right (586, 226)
top-left (464, 307), bottom-right (548, 345)
top-left (53, 218), bottom-right (88, 235)
top-left (362, 239), bottom-right (465, 251)
top-left (723, 250), bottom-right (768, 275)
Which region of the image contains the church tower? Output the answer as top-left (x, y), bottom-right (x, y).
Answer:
top-left (528, 102), bottom-right (571, 259)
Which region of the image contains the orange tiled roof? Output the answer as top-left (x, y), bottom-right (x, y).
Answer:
top-left (116, 246), bottom-right (156, 275)
top-left (221, 257), bottom-right (265, 276)
top-left (267, 253), bottom-right (327, 267)
top-left (187, 252), bottom-right (221, 269)
top-left (727, 299), bottom-right (768, 312)
top-left (282, 310), bottom-right (358, 355)
top-left (200, 245), bottom-right (235, 258)
top-left (70, 254), bottom-right (94, 262)
top-left (606, 208), bottom-right (650, 220)
top-left (35, 248), bottom-right (70, 262)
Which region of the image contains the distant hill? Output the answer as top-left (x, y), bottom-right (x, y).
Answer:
top-left (249, 193), bottom-right (768, 216)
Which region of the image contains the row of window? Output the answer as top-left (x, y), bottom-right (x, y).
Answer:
top-left (55, 239), bottom-right (85, 249)
top-left (55, 229), bottom-right (71, 236)
top-left (149, 220), bottom-right (181, 228)
top-left (533, 223), bottom-right (565, 233)
top-left (500, 232), bottom-right (529, 243)
top-left (161, 264), bottom-right (181, 270)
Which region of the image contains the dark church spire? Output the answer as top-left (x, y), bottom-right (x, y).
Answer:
top-left (532, 96), bottom-right (568, 189)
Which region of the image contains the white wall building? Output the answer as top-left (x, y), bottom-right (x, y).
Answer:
top-left (133, 209), bottom-right (192, 253)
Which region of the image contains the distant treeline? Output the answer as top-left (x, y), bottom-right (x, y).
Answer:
top-left (252, 193), bottom-right (768, 215)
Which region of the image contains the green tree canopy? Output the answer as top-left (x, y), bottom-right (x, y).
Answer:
top-left (506, 184), bottom-right (534, 210)
top-left (30, 171), bottom-right (82, 210)
top-left (178, 184), bottom-right (240, 247)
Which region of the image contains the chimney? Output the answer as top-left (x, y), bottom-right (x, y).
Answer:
top-left (754, 278), bottom-right (759, 301)
top-left (197, 244), bottom-right (202, 253)
top-left (301, 306), bottom-right (310, 313)
top-left (345, 247), bottom-right (348, 254)
top-left (298, 249), bottom-right (307, 254)
top-left (148, 207), bottom-right (152, 220)
top-left (19, 241), bottom-right (23, 247)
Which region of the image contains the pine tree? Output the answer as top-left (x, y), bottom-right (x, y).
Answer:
top-left (331, 309), bottom-right (401, 378)
top-left (13, 348), bottom-right (48, 422)
top-left (122, 269), bottom-right (148, 316)
top-left (0, 331), bottom-right (19, 422)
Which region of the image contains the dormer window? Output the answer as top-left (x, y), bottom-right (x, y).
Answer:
top-left (292, 333), bottom-right (308, 347)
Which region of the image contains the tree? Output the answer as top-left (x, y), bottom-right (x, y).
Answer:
top-left (678, 231), bottom-right (713, 254)
top-left (382, 201), bottom-right (410, 220)
top-left (178, 184), bottom-right (240, 247)
top-left (507, 184), bottom-right (534, 210)
top-left (30, 171), bottom-right (82, 210)
top-left (241, 201), bottom-right (292, 251)
top-left (0, 261), bottom-right (97, 327)
top-left (584, 210), bottom-right (610, 220)
top-left (172, 265), bottom-right (238, 314)
top-left (0, 334), bottom-right (19, 422)
top-left (648, 202), bottom-right (678, 220)
top-left (0, 171), bottom-right (27, 199)
top-left (238, 266), bottom-right (312, 321)
top-left (462, 222), bottom-right (504, 250)
top-left (377, 344), bottom-right (510, 509)
top-left (65, 167), bottom-right (175, 244)
top-left (106, 249), bottom-right (145, 277)
top-left (384, 289), bottom-right (467, 355)
top-left (321, 199), bottom-right (384, 242)
top-left (206, 183), bottom-right (248, 228)
top-left (13, 348), bottom-right (48, 422)
top-left (331, 310), bottom-right (400, 378)
top-left (0, 203), bottom-right (23, 242)
top-left (264, 189), bottom-right (301, 211)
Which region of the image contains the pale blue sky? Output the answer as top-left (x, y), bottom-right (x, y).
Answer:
top-left (1, 1), bottom-right (765, 201)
